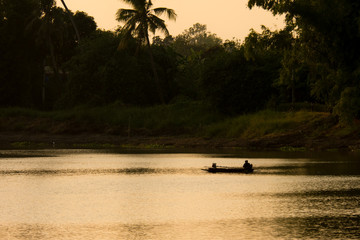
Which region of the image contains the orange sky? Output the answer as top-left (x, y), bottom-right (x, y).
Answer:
top-left (56, 0), bottom-right (284, 41)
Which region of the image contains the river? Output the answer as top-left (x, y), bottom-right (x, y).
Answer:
top-left (0, 149), bottom-right (359, 239)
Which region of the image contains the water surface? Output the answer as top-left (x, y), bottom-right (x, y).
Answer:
top-left (0, 149), bottom-right (359, 239)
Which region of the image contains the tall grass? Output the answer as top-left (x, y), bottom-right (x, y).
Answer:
top-left (203, 110), bottom-right (329, 138)
top-left (0, 104), bottom-right (332, 138)
top-left (0, 101), bottom-right (223, 134)
top-left (63, 101), bottom-right (223, 131)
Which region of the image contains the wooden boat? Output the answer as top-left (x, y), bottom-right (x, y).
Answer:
top-left (202, 163), bottom-right (254, 173)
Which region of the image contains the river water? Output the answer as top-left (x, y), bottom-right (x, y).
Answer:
top-left (0, 149), bottom-right (359, 239)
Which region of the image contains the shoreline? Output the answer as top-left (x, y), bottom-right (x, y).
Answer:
top-left (0, 130), bottom-right (358, 152)
top-left (1, 111), bottom-right (359, 152)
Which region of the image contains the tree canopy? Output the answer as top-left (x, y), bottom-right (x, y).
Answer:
top-left (248, 0), bottom-right (360, 122)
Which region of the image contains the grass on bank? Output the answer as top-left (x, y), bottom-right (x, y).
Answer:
top-left (0, 102), bottom-right (223, 134)
top-left (0, 102), bottom-right (349, 139)
top-left (203, 110), bottom-right (331, 138)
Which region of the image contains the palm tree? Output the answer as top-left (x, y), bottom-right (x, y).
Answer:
top-left (116, 0), bottom-right (176, 103)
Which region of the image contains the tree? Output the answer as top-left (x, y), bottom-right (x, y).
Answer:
top-left (73, 11), bottom-right (97, 39)
top-left (172, 23), bottom-right (222, 56)
top-left (152, 24), bottom-right (224, 101)
top-left (202, 46), bottom-right (276, 114)
top-left (25, 1), bottom-right (97, 109)
top-left (248, 0), bottom-right (360, 122)
top-left (61, 31), bottom-right (123, 107)
top-left (116, 0), bottom-right (176, 103)
top-left (61, 30), bottom-right (180, 107)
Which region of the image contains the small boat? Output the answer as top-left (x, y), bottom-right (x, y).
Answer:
top-left (202, 163), bottom-right (254, 174)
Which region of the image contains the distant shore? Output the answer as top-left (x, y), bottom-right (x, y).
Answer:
top-left (1, 107), bottom-right (360, 152)
top-left (0, 129), bottom-right (359, 152)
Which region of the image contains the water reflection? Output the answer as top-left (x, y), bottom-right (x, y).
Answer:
top-left (0, 168), bottom-right (167, 176)
top-left (0, 149), bottom-right (359, 239)
top-left (1, 217), bottom-right (359, 240)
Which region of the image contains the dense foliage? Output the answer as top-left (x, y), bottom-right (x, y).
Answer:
top-left (248, 0), bottom-right (360, 122)
top-left (1, 0), bottom-right (360, 124)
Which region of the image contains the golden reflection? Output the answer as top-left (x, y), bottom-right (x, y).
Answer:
top-left (0, 150), bottom-right (359, 239)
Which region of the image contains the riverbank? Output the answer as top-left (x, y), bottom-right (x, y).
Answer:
top-left (1, 106), bottom-right (359, 151)
top-left (0, 130), bottom-right (359, 151)
top-left (1, 118), bottom-right (359, 151)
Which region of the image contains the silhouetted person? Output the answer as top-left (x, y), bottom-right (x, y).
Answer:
top-left (243, 160), bottom-right (252, 170)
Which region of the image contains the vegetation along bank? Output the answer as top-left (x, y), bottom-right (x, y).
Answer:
top-left (1, 104), bottom-right (360, 151)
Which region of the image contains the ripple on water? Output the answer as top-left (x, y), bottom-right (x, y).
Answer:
top-left (1, 216), bottom-right (359, 240)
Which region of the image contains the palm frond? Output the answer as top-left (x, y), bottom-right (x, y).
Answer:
top-left (146, 0), bottom-right (153, 10)
top-left (120, 0), bottom-right (146, 10)
top-left (116, 9), bottom-right (137, 22)
top-left (148, 14), bottom-right (169, 36)
top-left (153, 8), bottom-right (177, 21)
top-left (123, 17), bottom-right (140, 33)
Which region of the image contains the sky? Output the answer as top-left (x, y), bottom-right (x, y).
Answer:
top-left (56, 0), bottom-right (285, 41)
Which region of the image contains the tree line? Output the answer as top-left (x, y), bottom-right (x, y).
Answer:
top-left (1, 0), bottom-right (360, 123)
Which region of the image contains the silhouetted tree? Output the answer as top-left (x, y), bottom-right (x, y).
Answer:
top-left (172, 23), bottom-right (222, 56)
top-left (73, 11), bottom-right (97, 39)
top-left (116, 0), bottom-right (176, 103)
top-left (202, 45), bottom-right (277, 115)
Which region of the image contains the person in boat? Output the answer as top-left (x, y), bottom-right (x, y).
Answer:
top-left (243, 160), bottom-right (252, 170)
top-left (212, 163), bottom-right (217, 168)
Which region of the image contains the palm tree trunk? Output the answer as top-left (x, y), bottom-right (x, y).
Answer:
top-left (145, 33), bottom-right (165, 104)
top-left (60, 0), bottom-right (81, 43)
